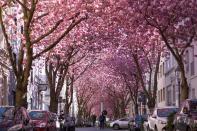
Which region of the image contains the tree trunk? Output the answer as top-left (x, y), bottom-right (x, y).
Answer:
top-left (134, 103), bottom-right (139, 115)
top-left (15, 87), bottom-right (27, 108)
top-left (147, 97), bottom-right (155, 114)
top-left (179, 62), bottom-right (189, 101)
top-left (64, 103), bottom-right (70, 115)
top-left (49, 95), bottom-right (58, 113)
top-left (159, 29), bottom-right (189, 101)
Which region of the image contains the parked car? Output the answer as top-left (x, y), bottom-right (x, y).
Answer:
top-left (63, 116), bottom-right (75, 131)
top-left (0, 106), bottom-right (14, 122)
top-left (173, 99), bottom-right (197, 131)
top-left (146, 106), bottom-right (178, 131)
top-left (143, 121), bottom-right (149, 131)
top-left (83, 120), bottom-right (92, 127)
top-left (29, 110), bottom-right (56, 131)
top-left (0, 107), bottom-right (33, 131)
top-left (129, 115), bottom-right (147, 131)
top-left (110, 118), bottom-right (131, 130)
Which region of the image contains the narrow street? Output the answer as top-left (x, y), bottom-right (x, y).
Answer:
top-left (1, 2), bottom-right (197, 131)
top-left (76, 127), bottom-right (128, 131)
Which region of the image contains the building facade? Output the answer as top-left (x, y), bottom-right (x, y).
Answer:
top-left (28, 57), bottom-right (49, 110)
top-left (157, 44), bottom-right (197, 107)
top-left (0, 28), bottom-right (11, 106)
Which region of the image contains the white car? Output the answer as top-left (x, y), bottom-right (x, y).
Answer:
top-left (147, 106), bottom-right (178, 131)
top-left (110, 118), bottom-right (130, 130)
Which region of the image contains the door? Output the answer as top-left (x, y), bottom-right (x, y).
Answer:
top-left (119, 118), bottom-right (129, 128)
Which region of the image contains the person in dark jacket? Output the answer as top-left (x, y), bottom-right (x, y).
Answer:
top-left (91, 115), bottom-right (97, 127)
top-left (99, 113), bottom-right (106, 129)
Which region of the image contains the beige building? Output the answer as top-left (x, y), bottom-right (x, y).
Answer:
top-left (0, 27), bottom-right (10, 106)
top-left (157, 44), bottom-right (197, 107)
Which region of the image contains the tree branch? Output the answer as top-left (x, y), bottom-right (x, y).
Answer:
top-left (33, 16), bottom-right (87, 59)
top-left (32, 19), bottom-right (63, 44)
top-left (15, 0), bottom-right (31, 12)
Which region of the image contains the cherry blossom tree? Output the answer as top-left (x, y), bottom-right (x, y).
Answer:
top-left (130, 42), bottom-right (162, 112)
top-left (45, 44), bottom-right (80, 113)
top-left (0, 0), bottom-right (87, 107)
top-left (106, 55), bottom-right (141, 115)
top-left (63, 55), bottom-right (96, 115)
top-left (75, 74), bottom-right (99, 125)
top-left (129, 0), bottom-right (197, 101)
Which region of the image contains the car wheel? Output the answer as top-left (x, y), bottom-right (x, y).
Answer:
top-left (187, 127), bottom-right (191, 131)
top-left (154, 126), bottom-right (158, 131)
top-left (113, 124), bottom-right (119, 130)
top-left (173, 127), bottom-right (179, 131)
top-left (147, 125), bottom-right (151, 131)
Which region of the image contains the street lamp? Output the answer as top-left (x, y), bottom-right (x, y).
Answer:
top-left (175, 66), bottom-right (181, 107)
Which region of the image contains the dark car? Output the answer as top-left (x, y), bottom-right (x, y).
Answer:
top-left (173, 99), bottom-right (197, 131)
top-left (129, 115), bottom-right (147, 131)
top-left (63, 116), bottom-right (75, 131)
top-left (0, 107), bottom-right (33, 131)
top-left (29, 110), bottom-right (56, 131)
top-left (0, 106), bottom-right (14, 122)
top-left (83, 120), bottom-right (92, 127)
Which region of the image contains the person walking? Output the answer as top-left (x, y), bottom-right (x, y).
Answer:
top-left (91, 115), bottom-right (97, 127)
top-left (59, 111), bottom-right (64, 131)
top-left (99, 113), bottom-right (106, 129)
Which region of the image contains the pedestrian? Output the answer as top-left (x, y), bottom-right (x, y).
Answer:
top-left (59, 110), bottom-right (64, 131)
top-left (134, 114), bottom-right (142, 131)
top-left (91, 114), bottom-right (97, 127)
top-left (99, 113), bottom-right (106, 129)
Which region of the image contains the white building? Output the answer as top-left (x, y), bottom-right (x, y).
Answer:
top-left (0, 27), bottom-right (10, 106)
top-left (157, 44), bottom-right (197, 107)
top-left (27, 57), bottom-right (49, 110)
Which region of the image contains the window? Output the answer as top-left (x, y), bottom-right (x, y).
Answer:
top-left (29, 111), bottom-right (47, 120)
top-left (191, 46), bottom-right (195, 75)
top-left (119, 118), bottom-right (129, 121)
top-left (158, 90), bottom-right (160, 102)
top-left (191, 46), bottom-right (195, 62)
top-left (163, 88), bottom-right (165, 101)
top-left (30, 70), bottom-right (33, 83)
top-left (152, 109), bottom-right (157, 117)
top-left (172, 55), bottom-right (175, 67)
top-left (157, 108), bottom-right (178, 117)
top-left (167, 87), bottom-right (171, 106)
top-left (173, 85), bottom-right (175, 103)
top-left (160, 65), bottom-right (162, 77)
top-left (192, 88), bottom-right (195, 99)
top-left (3, 75), bottom-right (7, 105)
top-left (163, 63), bottom-right (165, 75)
top-left (185, 50), bottom-right (189, 73)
